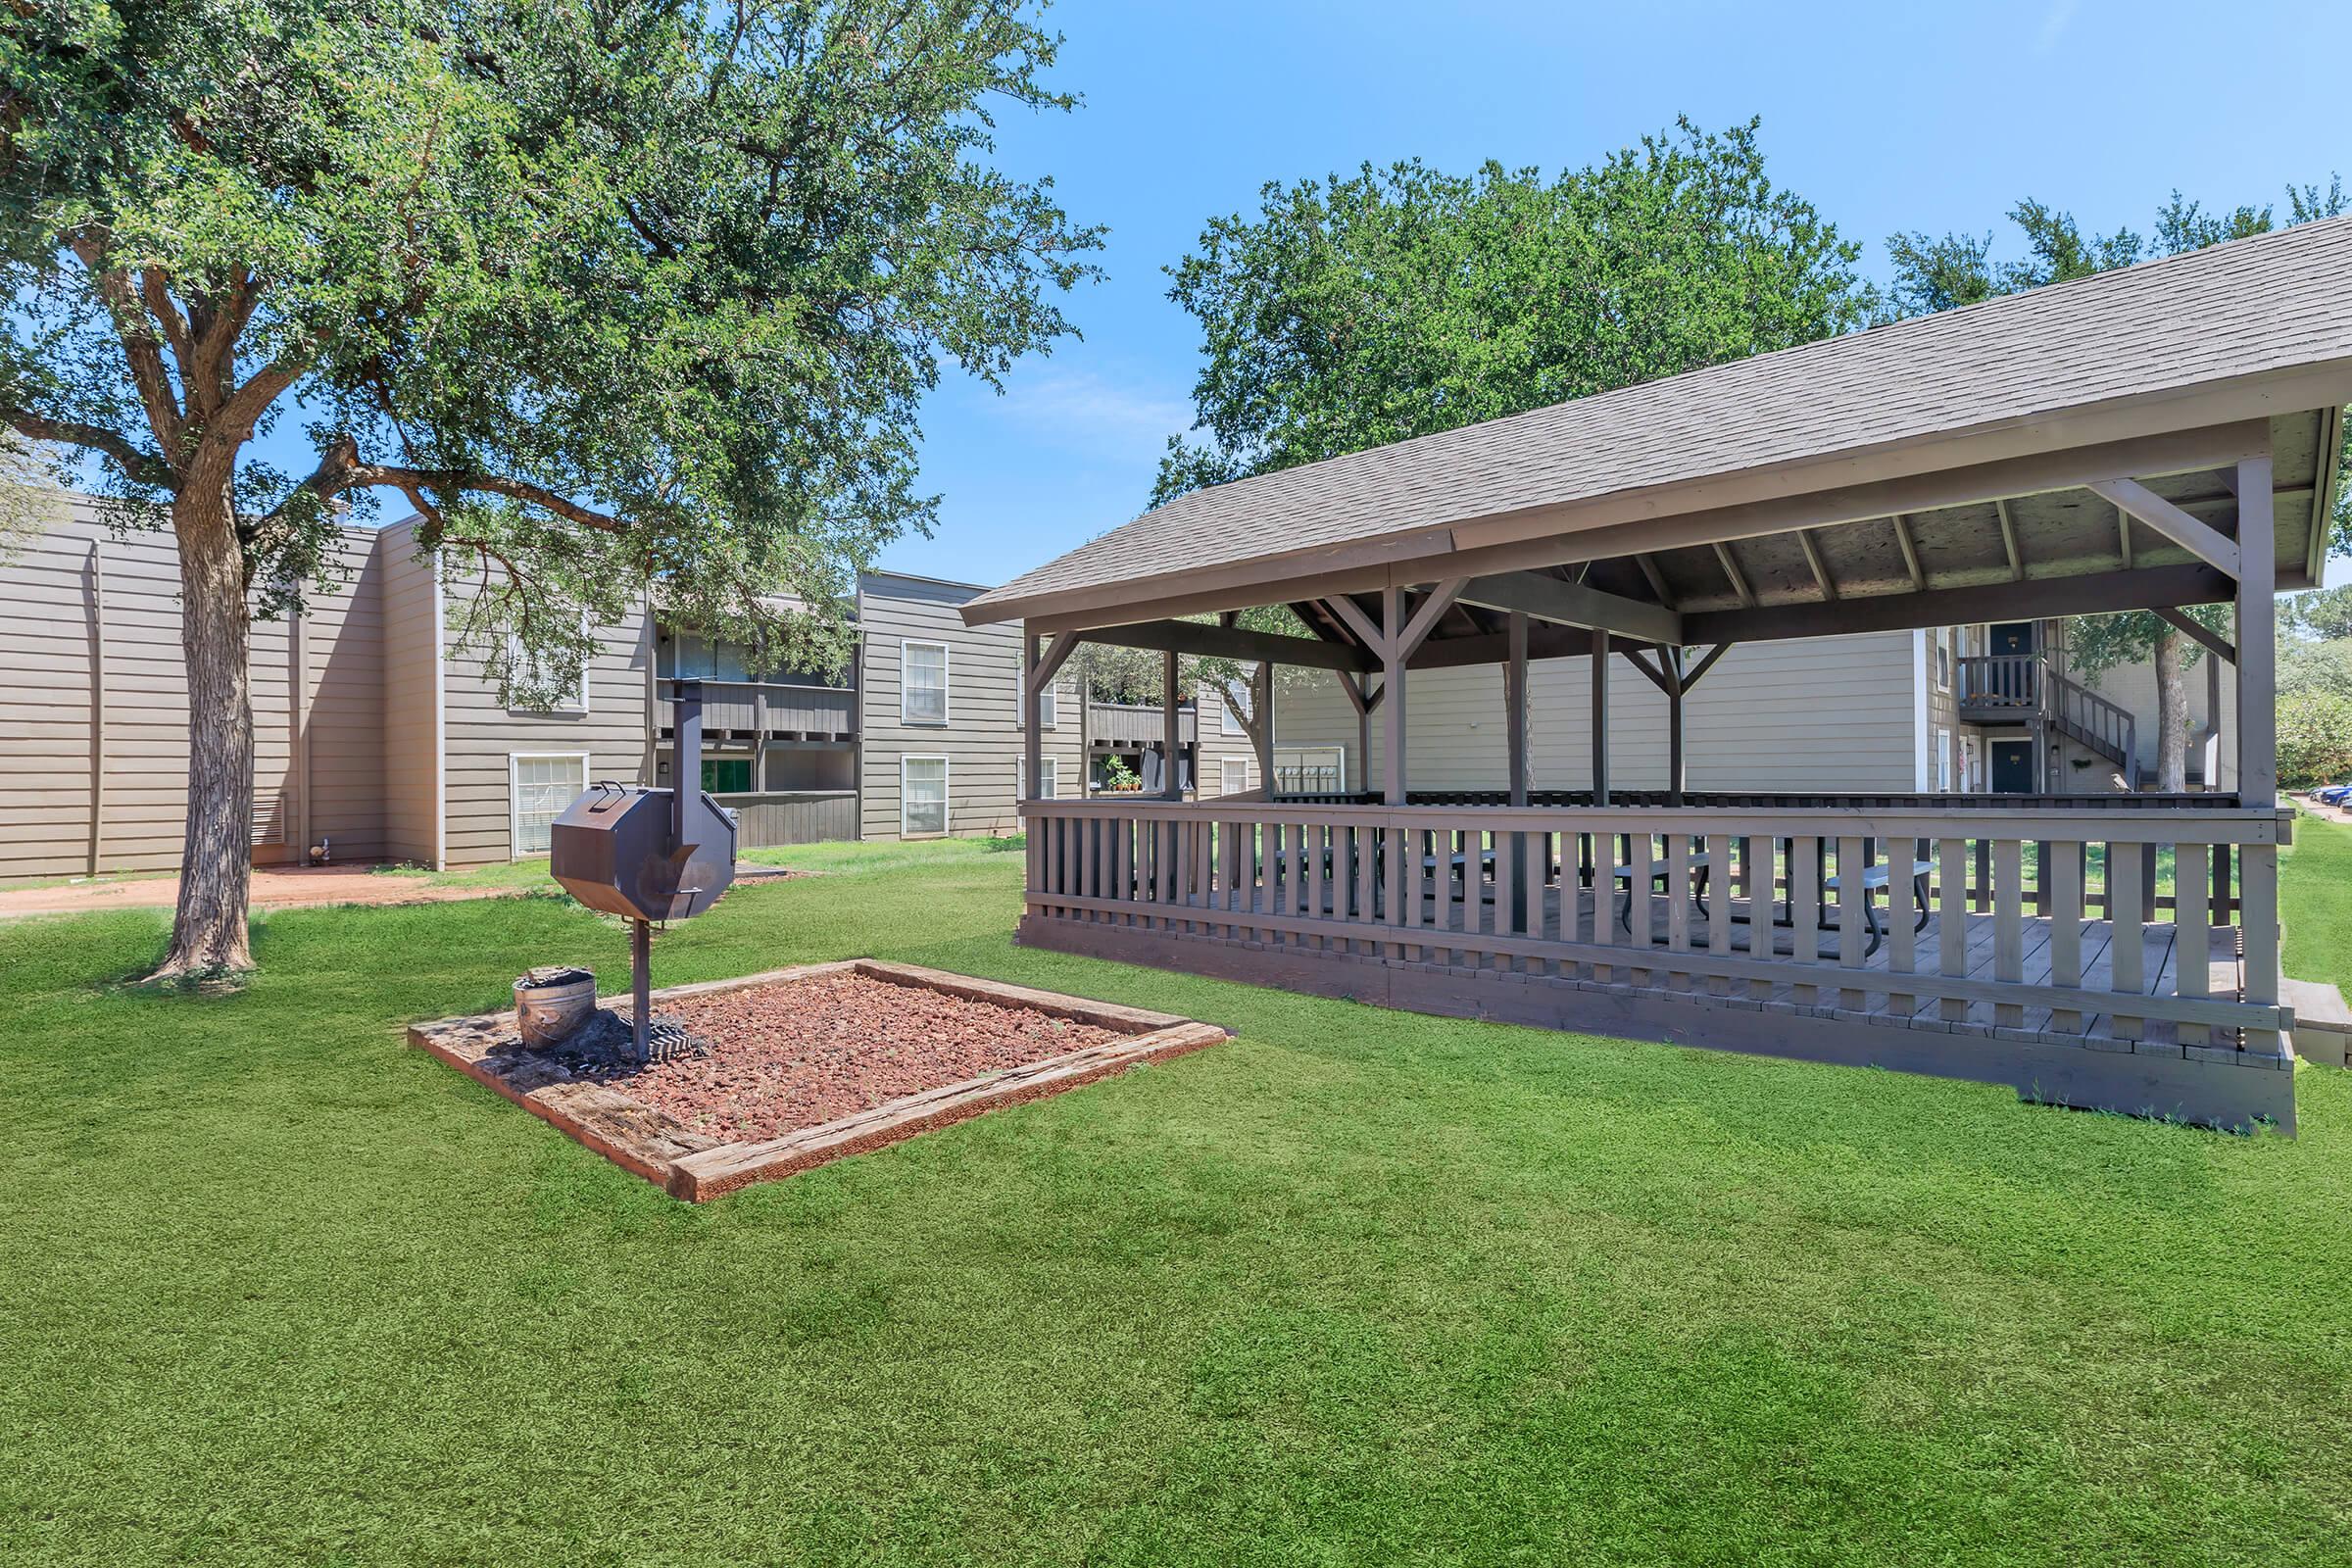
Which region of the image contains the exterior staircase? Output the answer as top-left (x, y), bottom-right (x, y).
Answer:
top-left (1957, 654), bottom-right (2139, 788)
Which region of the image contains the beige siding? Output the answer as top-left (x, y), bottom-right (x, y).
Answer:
top-left (1190, 682), bottom-right (1262, 798)
top-left (1278, 631), bottom-right (1923, 793)
top-left (377, 521), bottom-right (443, 866)
top-left (435, 570), bottom-right (654, 868)
top-left (0, 501), bottom-right (387, 883)
top-left (857, 573), bottom-right (1081, 838)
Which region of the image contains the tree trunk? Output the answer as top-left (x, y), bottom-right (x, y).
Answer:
top-left (2152, 625), bottom-right (2188, 794)
top-left (151, 481), bottom-right (256, 978)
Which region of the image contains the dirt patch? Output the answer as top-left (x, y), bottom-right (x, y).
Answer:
top-left (572, 970), bottom-right (1125, 1142)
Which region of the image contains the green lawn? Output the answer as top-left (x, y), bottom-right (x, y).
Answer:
top-left (4, 825), bottom-right (2351, 1565)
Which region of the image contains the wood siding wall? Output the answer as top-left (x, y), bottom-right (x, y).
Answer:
top-left (1275, 632), bottom-right (1924, 793)
top-left (0, 502), bottom-right (390, 882)
top-left (434, 572), bottom-right (655, 868)
top-left (857, 573), bottom-right (1081, 839)
top-left (377, 519), bottom-right (443, 866)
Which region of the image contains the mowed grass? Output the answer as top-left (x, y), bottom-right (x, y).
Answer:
top-left (4, 826), bottom-right (2352, 1566)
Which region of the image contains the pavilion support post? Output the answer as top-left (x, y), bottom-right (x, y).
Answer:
top-left (1381, 583), bottom-right (1408, 806)
top-left (1505, 611), bottom-right (1530, 931)
top-left (1665, 647), bottom-right (1688, 807)
top-left (2235, 451), bottom-right (2280, 1055)
top-left (1160, 648), bottom-right (1182, 800)
top-left (1022, 626), bottom-right (1045, 803)
top-left (1252, 660), bottom-right (1274, 793)
top-left (1590, 626), bottom-right (1610, 806)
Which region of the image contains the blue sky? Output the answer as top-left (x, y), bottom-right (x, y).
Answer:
top-left (887, 0), bottom-right (2352, 588)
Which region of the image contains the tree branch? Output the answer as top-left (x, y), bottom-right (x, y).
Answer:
top-left (357, 464), bottom-right (621, 531)
top-left (1, 408), bottom-right (172, 488)
top-left (69, 232), bottom-right (186, 462)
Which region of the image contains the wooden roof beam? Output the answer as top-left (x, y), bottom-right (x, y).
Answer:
top-left (1457, 569), bottom-right (1683, 645)
top-left (1796, 528), bottom-right (1838, 601)
top-left (1685, 561), bottom-right (2230, 645)
top-left (1082, 617), bottom-right (1373, 672)
top-left (1712, 541), bottom-right (1757, 608)
top-left (1889, 514), bottom-right (1927, 591)
top-left (2086, 478), bottom-right (2241, 578)
top-left (1634, 552), bottom-right (1677, 609)
top-left (2155, 605), bottom-right (2235, 663)
top-left (1994, 498), bottom-right (2026, 581)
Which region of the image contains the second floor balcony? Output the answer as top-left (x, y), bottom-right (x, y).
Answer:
top-left (656, 676), bottom-right (857, 740)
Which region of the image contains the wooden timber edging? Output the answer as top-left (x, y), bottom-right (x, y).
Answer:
top-left (1015, 915), bottom-right (2296, 1136)
top-left (406, 958), bottom-right (1231, 1200)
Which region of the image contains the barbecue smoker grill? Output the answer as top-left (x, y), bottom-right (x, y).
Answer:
top-left (549, 679), bottom-right (738, 1060)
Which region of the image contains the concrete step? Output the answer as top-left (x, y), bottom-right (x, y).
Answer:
top-left (2283, 976), bottom-right (2351, 1068)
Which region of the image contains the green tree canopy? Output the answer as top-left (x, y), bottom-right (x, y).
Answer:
top-left (1152, 118), bottom-right (1871, 505)
top-left (0, 0), bottom-right (1101, 974)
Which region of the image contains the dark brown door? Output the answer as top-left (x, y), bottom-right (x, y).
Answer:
top-left (1990, 740), bottom-right (2035, 794)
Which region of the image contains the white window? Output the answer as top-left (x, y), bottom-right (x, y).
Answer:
top-left (1961, 735), bottom-right (1983, 792)
top-left (1221, 758), bottom-right (1250, 796)
top-left (1936, 727), bottom-right (1952, 792)
top-left (505, 621), bottom-right (591, 712)
top-left (1934, 628), bottom-right (1952, 690)
top-left (1219, 682), bottom-right (1249, 736)
top-left (1036, 757), bottom-right (1058, 799)
top-left (901, 756), bottom-right (949, 836)
top-left (511, 753), bottom-right (587, 858)
top-left (903, 641), bottom-right (949, 724)
top-left (1016, 662), bottom-right (1057, 728)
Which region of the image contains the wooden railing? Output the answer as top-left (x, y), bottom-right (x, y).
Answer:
top-left (1957, 653), bottom-right (2041, 711)
top-left (1087, 702), bottom-right (1197, 745)
top-left (1019, 798), bottom-right (2286, 1054)
top-left (2048, 668), bottom-right (2137, 778)
top-left (658, 677), bottom-right (857, 736)
top-left (718, 789), bottom-right (858, 847)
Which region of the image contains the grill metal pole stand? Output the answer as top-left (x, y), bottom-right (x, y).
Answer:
top-left (630, 917), bottom-right (653, 1064)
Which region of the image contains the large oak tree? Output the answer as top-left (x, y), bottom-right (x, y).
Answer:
top-left (1, 0), bottom-right (1100, 976)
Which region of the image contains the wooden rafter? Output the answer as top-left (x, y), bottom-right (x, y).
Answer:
top-left (1634, 553), bottom-right (1676, 609)
top-left (1685, 561), bottom-right (2228, 645)
top-left (1796, 528), bottom-right (1838, 601)
top-left (2115, 502), bottom-right (2133, 569)
top-left (1889, 514), bottom-right (1926, 592)
top-left (1712, 541), bottom-right (1757, 608)
top-left (1082, 617), bottom-right (1371, 672)
top-left (1993, 498), bottom-right (2026, 582)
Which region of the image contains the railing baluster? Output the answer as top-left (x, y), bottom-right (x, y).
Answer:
top-left (1703, 832), bottom-right (1732, 997)
top-left (1627, 829), bottom-right (1654, 985)
top-left (1591, 826), bottom-right (1617, 984)
top-left (1837, 835), bottom-right (1868, 1010)
top-left (2108, 838), bottom-right (2144, 1040)
top-left (1494, 829), bottom-right (1516, 972)
top-left (2049, 839), bottom-right (2083, 1033)
top-left (1788, 836), bottom-right (1820, 1006)
top-left (1665, 832), bottom-right (1692, 991)
top-left (1938, 837), bottom-right (1969, 1023)
top-left (1886, 837), bottom-right (1918, 1019)
top-left (2176, 841), bottom-right (2210, 1049)
top-left (1992, 839), bottom-right (2024, 1028)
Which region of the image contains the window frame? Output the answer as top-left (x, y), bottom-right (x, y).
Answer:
top-left (504, 616), bottom-right (593, 714)
top-left (1935, 727), bottom-right (1952, 792)
top-left (509, 750), bottom-right (589, 860)
top-left (1220, 757), bottom-right (1250, 796)
top-left (1218, 682), bottom-right (1248, 736)
top-left (900, 754), bottom-right (951, 837)
top-left (901, 639), bottom-right (951, 726)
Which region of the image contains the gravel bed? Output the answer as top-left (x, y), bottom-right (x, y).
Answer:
top-left (574, 970), bottom-right (1127, 1142)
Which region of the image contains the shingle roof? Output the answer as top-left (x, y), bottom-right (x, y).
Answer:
top-left (968, 215), bottom-right (2352, 621)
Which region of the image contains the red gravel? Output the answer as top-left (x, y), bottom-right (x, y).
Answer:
top-left (596, 971), bottom-right (1126, 1143)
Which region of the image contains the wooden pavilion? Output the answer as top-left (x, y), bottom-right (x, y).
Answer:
top-left (964, 218), bottom-right (2352, 1131)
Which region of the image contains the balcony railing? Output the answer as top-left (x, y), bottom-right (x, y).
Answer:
top-left (1087, 701), bottom-right (1198, 746)
top-left (658, 677), bottom-right (857, 738)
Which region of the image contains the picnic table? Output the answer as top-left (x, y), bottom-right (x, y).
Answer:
top-left (1613, 843), bottom-right (1932, 957)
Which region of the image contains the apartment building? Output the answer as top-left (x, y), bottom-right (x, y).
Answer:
top-left (0, 499), bottom-right (1254, 881)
